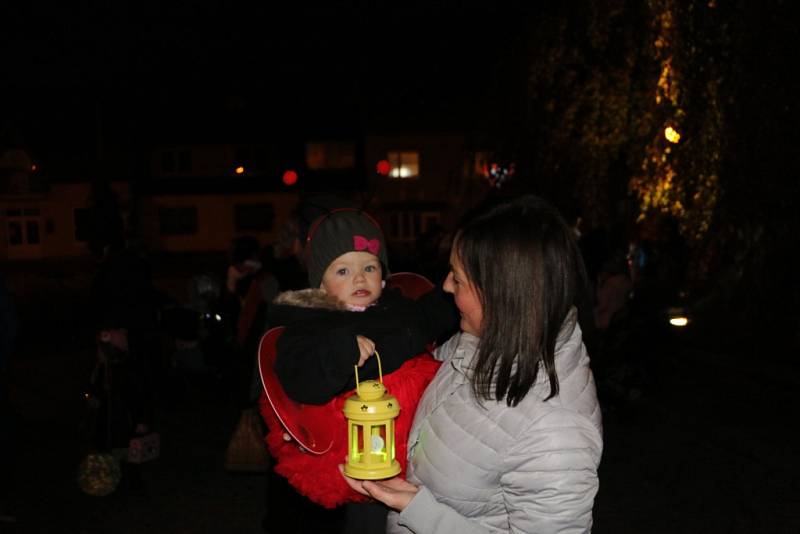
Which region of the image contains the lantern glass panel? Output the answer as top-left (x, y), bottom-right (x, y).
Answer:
top-left (351, 424), bottom-right (364, 462)
top-left (389, 420), bottom-right (396, 459)
top-left (370, 424), bottom-right (388, 461)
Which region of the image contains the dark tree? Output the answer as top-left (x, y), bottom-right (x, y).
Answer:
top-left (489, 0), bottom-right (796, 338)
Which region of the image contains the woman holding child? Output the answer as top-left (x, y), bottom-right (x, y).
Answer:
top-left (343, 195), bottom-right (604, 533)
top-left (261, 207), bottom-right (457, 533)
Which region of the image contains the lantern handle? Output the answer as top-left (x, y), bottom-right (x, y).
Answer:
top-left (354, 350), bottom-right (384, 397)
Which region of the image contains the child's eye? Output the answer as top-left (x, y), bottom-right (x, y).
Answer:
top-left (336, 268), bottom-right (348, 276)
top-left (365, 265), bottom-right (377, 273)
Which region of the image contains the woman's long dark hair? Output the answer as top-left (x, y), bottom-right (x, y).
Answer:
top-left (454, 195), bottom-right (588, 406)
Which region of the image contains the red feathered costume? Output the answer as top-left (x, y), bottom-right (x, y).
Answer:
top-left (258, 351), bottom-right (441, 508)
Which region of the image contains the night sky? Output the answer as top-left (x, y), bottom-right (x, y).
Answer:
top-left (2, 3), bottom-right (526, 165)
top-left (2, 2), bottom-right (796, 190)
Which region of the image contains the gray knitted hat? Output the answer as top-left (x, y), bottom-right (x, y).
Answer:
top-left (307, 209), bottom-right (389, 288)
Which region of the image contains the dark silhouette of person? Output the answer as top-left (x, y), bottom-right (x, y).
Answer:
top-left (88, 222), bottom-right (160, 491)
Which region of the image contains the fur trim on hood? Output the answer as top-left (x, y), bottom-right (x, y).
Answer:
top-left (273, 288), bottom-right (348, 311)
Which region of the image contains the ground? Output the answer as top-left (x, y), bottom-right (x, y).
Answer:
top-left (2, 256), bottom-right (798, 533)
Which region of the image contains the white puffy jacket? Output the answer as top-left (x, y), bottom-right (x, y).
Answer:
top-left (387, 311), bottom-right (603, 533)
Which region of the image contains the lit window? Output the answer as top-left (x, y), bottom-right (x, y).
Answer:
top-left (387, 151), bottom-right (419, 179)
top-left (306, 141), bottom-right (356, 170)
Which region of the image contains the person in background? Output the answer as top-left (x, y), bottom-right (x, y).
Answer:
top-left (343, 195), bottom-right (603, 534)
top-left (594, 253), bottom-right (633, 332)
top-left (90, 236), bottom-right (159, 491)
top-left (226, 235), bottom-right (262, 298)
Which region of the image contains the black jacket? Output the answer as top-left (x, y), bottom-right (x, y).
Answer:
top-left (269, 287), bottom-right (458, 404)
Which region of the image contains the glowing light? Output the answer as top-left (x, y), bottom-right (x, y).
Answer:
top-left (664, 126), bottom-right (681, 143)
top-left (31, 164), bottom-right (37, 171)
top-left (235, 166), bottom-right (245, 174)
top-left (667, 307), bottom-right (689, 327)
top-left (485, 162), bottom-right (516, 189)
top-left (391, 167), bottom-right (414, 178)
top-left (376, 160), bottom-right (391, 176)
top-left (669, 316), bottom-right (689, 327)
top-left (282, 170), bottom-right (298, 186)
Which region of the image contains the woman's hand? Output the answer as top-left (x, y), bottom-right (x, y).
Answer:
top-left (356, 335), bottom-right (375, 367)
top-left (339, 465), bottom-right (419, 511)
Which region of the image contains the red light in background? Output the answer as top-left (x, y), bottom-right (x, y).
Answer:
top-left (282, 170), bottom-right (298, 186)
top-left (31, 164), bottom-right (37, 172)
top-left (376, 160), bottom-right (391, 176)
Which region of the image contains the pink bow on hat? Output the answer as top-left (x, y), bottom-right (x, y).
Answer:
top-left (353, 235), bottom-right (381, 255)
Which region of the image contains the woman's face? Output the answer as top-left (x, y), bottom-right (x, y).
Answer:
top-left (443, 249), bottom-right (483, 336)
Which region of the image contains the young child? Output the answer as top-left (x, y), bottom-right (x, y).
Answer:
top-left (270, 209), bottom-right (458, 405)
top-left (258, 209), bottom-right (457, 514)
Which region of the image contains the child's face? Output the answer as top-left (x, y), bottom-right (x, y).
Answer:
top-left (320, 251), bottom-right (383, 308)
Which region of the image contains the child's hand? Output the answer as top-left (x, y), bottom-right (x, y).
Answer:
top-left (356, 335), bottom-right (375, 367)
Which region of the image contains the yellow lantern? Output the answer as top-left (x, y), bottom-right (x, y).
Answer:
top-left (343, 351), bottom-right (401, 480)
